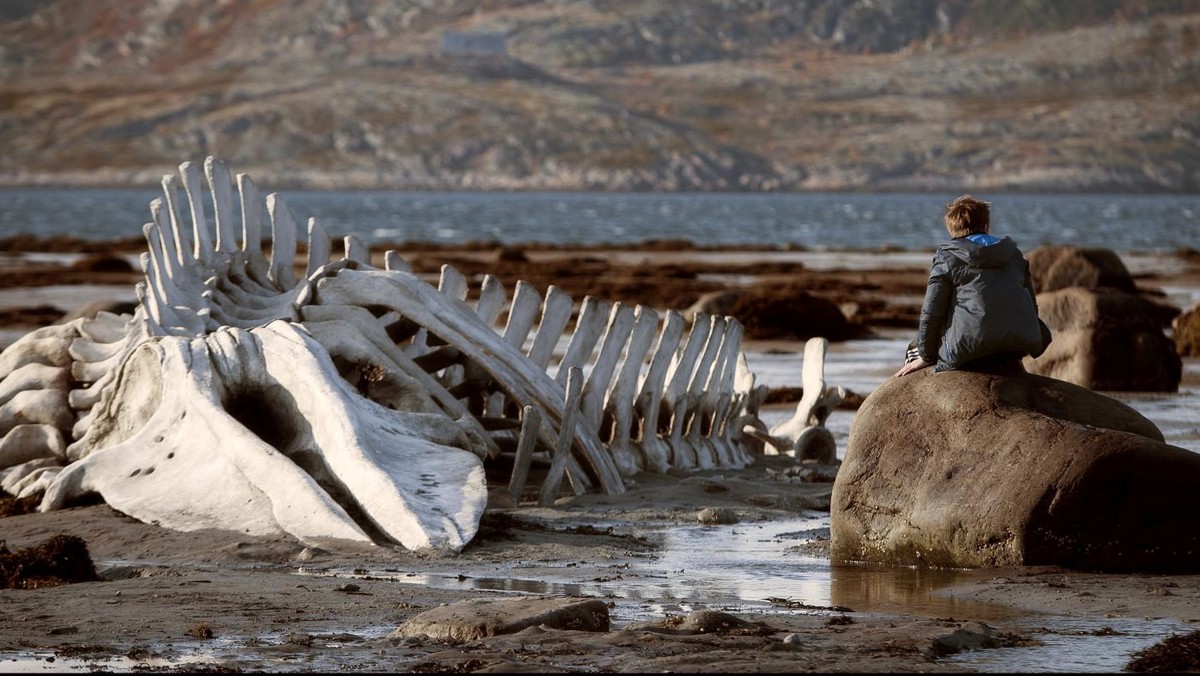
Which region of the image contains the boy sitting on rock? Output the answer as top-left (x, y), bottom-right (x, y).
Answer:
top-left (896, 195), bottom-right (1050, 377)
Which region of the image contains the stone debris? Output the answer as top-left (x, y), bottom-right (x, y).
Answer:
top-left (395, 596), bottom-right (610, 643)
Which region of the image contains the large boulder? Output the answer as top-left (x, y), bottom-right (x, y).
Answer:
top-left (831, 368), bottom-right (1200, 573)
top-left (686, 285), bottom-right (862, 341)
top-left (1027, 287), bottom-right (1181, 391)
top-left (1026, 245), bottom-right (1137, 294)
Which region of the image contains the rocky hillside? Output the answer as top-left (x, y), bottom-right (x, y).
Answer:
top-left (0, 0), bottom-right (1197, 192)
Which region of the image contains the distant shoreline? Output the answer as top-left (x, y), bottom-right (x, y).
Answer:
top-left (4, 189), bottom-right (1196, 255)
top-left (2, 177), bottom-right (1195, 196)
top-left (0, 232), bottom-right (937, 255)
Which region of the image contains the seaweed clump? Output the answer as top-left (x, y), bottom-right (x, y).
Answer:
top-left (1127, 630), bottom-right (1200, 672)
top-left (0, 494), bottom-right (41, 517)
top-left (0, 534), bottom-right (100, 589)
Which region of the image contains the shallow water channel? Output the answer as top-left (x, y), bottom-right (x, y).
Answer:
top-left (2, 520), bottom-right (1187, 674)
top-left (308, 517), bottom-right (1014, 623)
top-left (292, 516), bottom-right (1188, 674)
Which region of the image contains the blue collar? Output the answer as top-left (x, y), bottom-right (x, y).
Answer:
top-left (965, 233), bottom-right (1001, 246)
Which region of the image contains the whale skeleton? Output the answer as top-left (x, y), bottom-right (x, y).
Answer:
top-left (0, 157), bottom-right (840, 552)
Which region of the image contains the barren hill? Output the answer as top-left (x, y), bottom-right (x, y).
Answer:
top-left (1, 0), bottom-right (1196, 192)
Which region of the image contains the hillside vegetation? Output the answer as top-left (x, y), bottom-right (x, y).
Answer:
top-left (0, 0), bottom-right (1197, 192)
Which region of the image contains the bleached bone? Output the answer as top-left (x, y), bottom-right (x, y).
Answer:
top-left (47, 322), bottom-right (486, 551)
top-left (661, 313), bottom-right (714, 470)
top-left (0, 424), bottom-right (65, 467)
top-left (475, 274), bottom-right (508, 326)
top-left (450, 274), bottom-right (508, 408)
top-left (0, 156), bottom-right (791, 553)
top-left (580, 303), bottom-right (636, 431)
top-left (266, 194), bottom-right (299, 288)
top-left (602, 305), bottom-right (661, 476)
top-left (0, 363), bottom-right (70, 409)
top-left (1, 390), bottom-right (73, 435)
top-left (632, 310), bottom-right (686, 473)
top-left (78, 311), bottom-right (132, 343)
top-left (433, 262), bottom-right (471, 388)
top-left (731, 354), bottom-right (770, 455)
top-left (13, 465), bottom-right (61, 500)
top-left (540, 367), bottom-right (584, 507)
top-left (296, 304), bottom-right (498, 460)
top-left (1, 457), bottom-right (61, 497)
top-left (754, 337), bottom-right (845, 463)
top-left (681, 315), bottom-right (728, 469)
top-left (439, 264), bottom-right (469, 301)
top-left (697, 320), bottom-right (745, 468)
top-left (311, 269), bottom-right (625, 493)
top-left (555, 296), bottom-right (610, 386)
top-left (527, 285), bottom-right (574, 368)
top-left (0, 326), bottom-right (76, 375)
top-left (487, 280), bottom-right (542, 417)
top-left (507, 405), bottom-right (542, 503)
top-left (204, 157), bottom-right (238, 254)
top-left (343, 234), bottom-right (371, 265)
top-left (384, 249), bottom-right (411, 272)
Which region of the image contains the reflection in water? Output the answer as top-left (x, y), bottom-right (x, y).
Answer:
top-left (301, 518), bottom-right (839, 622)
top-left (468, 576), bottom-right (591, 598)
top-left (635, 519), bottom-right (832, 609)
top-left (297, 517), bottom-right (1188, 673)
top-left (302, 517), bottom-right (1017, 623)
top-left (829, 562), bottom-right (1024, 621)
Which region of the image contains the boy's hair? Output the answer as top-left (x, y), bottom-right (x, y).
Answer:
top-left (944, 195), bottom-right (991, 238)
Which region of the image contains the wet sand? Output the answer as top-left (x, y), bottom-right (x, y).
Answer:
top-left (1, 240), bottom-right (1199, 672)
top-left (3, 468), bottom-right (1200, 673)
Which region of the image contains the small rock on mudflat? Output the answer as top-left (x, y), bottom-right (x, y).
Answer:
top-left (394, 596), bottom-right (609, 643)
top-left (696, 506), bottom-right (739, 525)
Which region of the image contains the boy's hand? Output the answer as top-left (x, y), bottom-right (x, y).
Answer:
top-left (894, 358), bottom-right (931, 377)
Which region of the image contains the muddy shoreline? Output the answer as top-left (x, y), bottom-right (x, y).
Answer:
top-left (4, 466), bottom-right (1200, 673)
top-left (1, 240), bottom-right (1199, 672)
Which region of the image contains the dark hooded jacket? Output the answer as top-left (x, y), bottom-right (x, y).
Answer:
top-left (916, 234), bottom-right (1046, 372)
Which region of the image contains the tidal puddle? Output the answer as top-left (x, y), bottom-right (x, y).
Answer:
top-left (297, 518), bottom-right (840, 622)
top-left (0, 631), bottom-right (402, 674)
top-left (942, 616), bottom-right (1191, 673)
top-left (0, 648), bottom-right (224, 672)
top-left (9, 518), bottom-right (1189, 673)
top-left (296, 516), bottom-right (1192, 673)
top-left (301, 517), bottom-right (1018, 623)
top-left (0, 647), bottom-right (232, 673)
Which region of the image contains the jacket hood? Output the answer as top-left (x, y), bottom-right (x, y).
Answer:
top-left (940, 235), bottom-right (1018, 268)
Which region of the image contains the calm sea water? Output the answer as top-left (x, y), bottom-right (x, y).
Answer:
top-left (0, 188), bottom-right (1197, 252)
top-left (1, 187), bottom-right (1196, 451)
